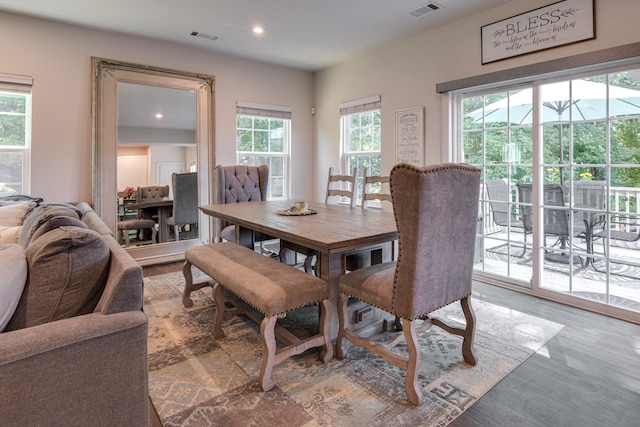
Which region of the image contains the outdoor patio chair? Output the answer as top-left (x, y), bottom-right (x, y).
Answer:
top-left (485, 179), bottom-right (527, 256)
top-left (593, 214), bottom-right (640, 277)
top-left (516, 183), bottom-right (586, 264)
top-left (336, 163), bottom-right (480, 405)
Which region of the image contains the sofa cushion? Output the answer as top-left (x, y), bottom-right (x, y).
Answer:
top-left (5, 226), bottom-right (110, 331)
top-left (18, 203), bottom-right (81, 247)
top-left (0, 244), bottom-right (28, 332)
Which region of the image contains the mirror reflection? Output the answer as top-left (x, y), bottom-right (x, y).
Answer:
top-left (116, 82), bottom-right (199, 247)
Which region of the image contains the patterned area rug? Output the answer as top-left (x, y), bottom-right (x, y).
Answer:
top-left (145, 271), bottom-right (563, 427)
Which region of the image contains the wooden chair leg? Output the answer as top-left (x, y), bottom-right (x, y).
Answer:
top-left (460, 296), bottom-right (478, 366)
top-left (211, 283), bottom-right (226, 340)
top-left (335, 292), bottom-right (349, 360)
top-left (259, 315), bottom-right (278, 391)
top-left (402, 318), bottom-right (422, 406)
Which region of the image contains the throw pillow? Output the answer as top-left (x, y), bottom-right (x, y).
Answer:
top-left (0, 225), bottom-right (23, 244)
top-left (29, 215), bottom-right (88, 243)
top-left (0, 201), bottom-right (36, 227)
top-left (0, 244), bottom-right (28, 332)
top-left (18, 203), bottom-right (82, 247)
top-left (5, 226), bottom-right (110, 331)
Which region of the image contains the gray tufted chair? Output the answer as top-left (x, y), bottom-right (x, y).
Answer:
top-left (336, 163), bottom-right (481, 405)
top-left (214, 164), bottom-right (273, 246)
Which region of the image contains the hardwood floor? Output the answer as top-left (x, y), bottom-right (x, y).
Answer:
top-left (144, 262), bottom-right (640, 427)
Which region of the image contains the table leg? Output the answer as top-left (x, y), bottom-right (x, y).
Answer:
top-left (316, 251), bottom-right (343, 339)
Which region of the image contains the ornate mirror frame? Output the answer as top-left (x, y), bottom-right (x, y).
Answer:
top-left (92, 57), bottom-right (215, 265)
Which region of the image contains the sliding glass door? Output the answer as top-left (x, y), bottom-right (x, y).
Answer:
top-left (459, 66), bottom-right (640, 321)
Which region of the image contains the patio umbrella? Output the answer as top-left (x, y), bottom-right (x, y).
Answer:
top-left (467, 79), bottom-right (640, 125)
top-left (467, 79), bottom-right (640, 185)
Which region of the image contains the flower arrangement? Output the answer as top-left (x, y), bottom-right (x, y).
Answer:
top-left (124, 186), bottom-right (136, 198)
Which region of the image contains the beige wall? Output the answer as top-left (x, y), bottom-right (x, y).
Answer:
top-left (3, 0), bottom-right (639, 204)
top-left (314, 0), bottom-right (640, 200)
top-left (0, 11), bottom-right (315, 202)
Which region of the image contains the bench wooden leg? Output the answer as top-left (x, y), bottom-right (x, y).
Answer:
top-left (212, 283), bottom-right (226, 339)
top-left (182, 261), bottom-right (195, 307)
top-left (319, 299), bottom-right (333, 363)
top-left (259, 315), bottom-right (278, 391)
top-left (335, 292), bottom-right (349, 360)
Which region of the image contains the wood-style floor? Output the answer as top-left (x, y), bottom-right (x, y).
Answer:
top-left (144, 262), bottom-right (640, 427)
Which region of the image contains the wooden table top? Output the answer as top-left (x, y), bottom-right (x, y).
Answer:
top-left (199, 200), bottom-right (397, 255)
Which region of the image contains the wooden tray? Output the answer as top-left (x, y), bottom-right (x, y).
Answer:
top-left (276, 209), bottom-right (317, 216)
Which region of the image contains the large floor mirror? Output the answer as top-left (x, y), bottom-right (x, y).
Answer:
top-left (92, 58), bottom-right (215, 265)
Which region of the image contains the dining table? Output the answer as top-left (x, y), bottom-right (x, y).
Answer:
top-left (127, 199), bottom-right (173, 243)
top-left (199, 199), bottom-right (398, 336)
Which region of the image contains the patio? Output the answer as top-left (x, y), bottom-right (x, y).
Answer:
top-left (475, 229), bottom-right (640, 313)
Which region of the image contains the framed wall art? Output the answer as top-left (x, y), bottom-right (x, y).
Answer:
top-left (395, 107), bottom-right (424, 166)
top-left (481, 0), bottom-right (595, 64)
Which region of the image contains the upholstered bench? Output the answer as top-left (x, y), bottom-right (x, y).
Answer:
top-left (182, 242), bottom-right (333, 391)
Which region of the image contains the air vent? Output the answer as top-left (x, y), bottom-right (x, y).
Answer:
top-left (190, 31), bottom-right (220, 41)
top-left (408, 2), bottom-right (441, 18)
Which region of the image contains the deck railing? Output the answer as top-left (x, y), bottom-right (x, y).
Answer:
top-left (482, 184), bottom-right (640, 250)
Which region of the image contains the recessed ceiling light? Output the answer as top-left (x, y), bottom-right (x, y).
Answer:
top-left (252, 26), bottom-right (264, 34)
top-left (155, 113), bottom-right (163, 119)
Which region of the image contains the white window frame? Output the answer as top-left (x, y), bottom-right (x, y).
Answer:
top-left (340, 95), bottom-right (382, 204)
top-left (0, 73), bottom-right (32, 197)
top-left (236, 102), bottom-right (291, 200)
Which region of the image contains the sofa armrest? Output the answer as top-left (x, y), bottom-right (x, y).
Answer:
top-left (0, 311), bottom-right (148, 427)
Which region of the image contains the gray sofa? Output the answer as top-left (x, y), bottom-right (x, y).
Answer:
top-left (0, 201), bottom-right (148, 426)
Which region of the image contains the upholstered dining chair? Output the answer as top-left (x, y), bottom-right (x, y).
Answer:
top-left (214, 164), bottom-right (274, 250)
top-left (336, 162), bottom-right (481, 406)
top-left (279, 167), bottom-right (358, 274)
top-left (166, 172), bottom-right (198, 241)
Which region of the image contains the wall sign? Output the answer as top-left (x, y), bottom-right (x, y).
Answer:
top-left (395, 107), bottom-right (424, 166)
top-left (481, 0), bottom-right (595, 64)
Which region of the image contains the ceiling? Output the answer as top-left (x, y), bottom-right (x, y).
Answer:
top-left (0, 0), bottom-right (515, 71)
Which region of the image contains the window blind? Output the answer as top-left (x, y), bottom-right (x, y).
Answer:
top-left (339, 95), bottom-right (381, 116)
top-left (0, 72), bottom-right (33, 93)
top-left (236, 101), bottom-right (291, 119)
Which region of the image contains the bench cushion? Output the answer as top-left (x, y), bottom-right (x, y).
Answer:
top-left (186, 242), bottom-right (329, 317)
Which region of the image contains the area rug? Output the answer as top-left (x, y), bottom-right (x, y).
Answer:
top-left (145, 271), bottom-right (563, 427)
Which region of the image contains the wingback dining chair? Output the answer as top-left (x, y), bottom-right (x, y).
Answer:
top-left (166, 172), bottom-right (198, 241)
top-left (336, 163), bottom-right (481, 406)
top-left (214, 164), bottom-right (274, 249)
top-left (279, 167), bottom-right (358, 274)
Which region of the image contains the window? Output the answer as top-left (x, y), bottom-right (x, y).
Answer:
top-left (455, 64), bottom-right (640, 319)
top-left (236, 102), bottom-right (290, 200)
top-left (340, 95), bottom-right (381, 202)
top-left (0, 73), bottom-right (32, 197)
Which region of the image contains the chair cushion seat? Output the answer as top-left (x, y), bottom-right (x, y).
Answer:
top-left (118, 219), bottom-right (156, 230)
top-left (339, 261), bottom-right (396, 312)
